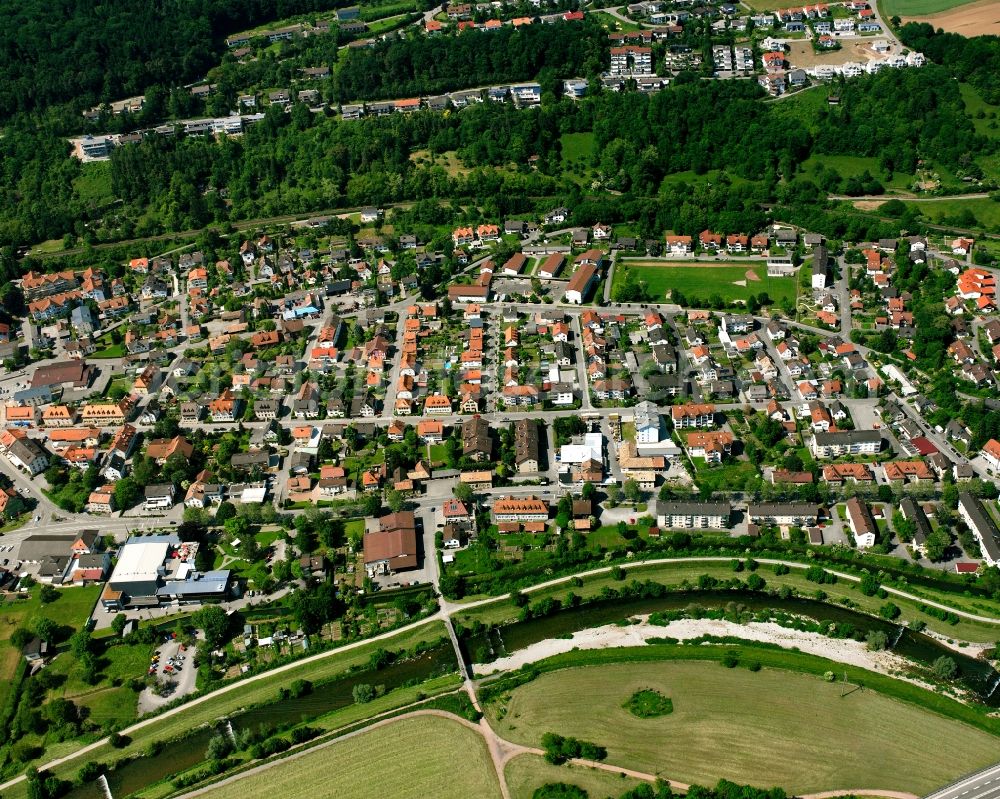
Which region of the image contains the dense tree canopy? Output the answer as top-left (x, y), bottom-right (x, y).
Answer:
top-left (0, 0), bottom-right (347, 119)
top-left (334, 21), bottom-right (608, 102)
top-left (899, 23), bottom-right (1000, 104)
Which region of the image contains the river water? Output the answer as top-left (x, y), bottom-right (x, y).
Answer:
top-left (462, 589), bottom-right (1000, 706)
top-left (67, 642), bottom-right (457, 799)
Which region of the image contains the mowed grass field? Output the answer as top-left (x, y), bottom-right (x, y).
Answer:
top-left (488, 662), bottom-right (1000, 794)
top-left (882, 0), bottom-right (980, 15)
top-left (506, 754), bottom-right (645, 799)
top-left (613, 261), bottom-right (797, 305)
top-left (210, 716), bottom-right (503, 799)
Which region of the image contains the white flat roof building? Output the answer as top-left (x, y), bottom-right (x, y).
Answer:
top-left (560, 432), bottom-right (603, 465)
top-left (108, 534), bottom-right (180, 596)
top-left (112, 540), bottom-right (170, 583)
top-left (240, 486), bottom-right (268, 504)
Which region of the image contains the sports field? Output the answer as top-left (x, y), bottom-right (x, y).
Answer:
top-left (506, 753), bottom-right (645, 799)
top-left (488, 662), bottom-right (1000, 794)
top-left (210, 716), bottom-right (503, 799)
top-left (613, 261), bottom-right (797, 305)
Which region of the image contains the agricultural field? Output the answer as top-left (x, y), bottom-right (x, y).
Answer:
top-left (613, 261), bottom-right (798, 305)
top-left (209, 716), bottom-right (502, 799)
top-left (745, 0), bottom-right (816, 9)
top-left (882, 0), bottom-right (982, 16)
top-left (505, 753), bottom-right (645, 799)
top-left (883, 0), bottom-right (1000, 35)
top-left (488, 662), bottom-right (1000, 794)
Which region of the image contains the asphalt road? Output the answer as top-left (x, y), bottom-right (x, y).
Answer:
top-left (924, 763), bottom-right (1000, 799)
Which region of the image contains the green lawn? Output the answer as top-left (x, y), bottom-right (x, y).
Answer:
top-left (561, 132), bottom-right (596, 162)
top-left (799, 154), bottom-right (915, 194)
top-left (659, 169), bottom-right (753, 188)
top-left (208, 715), bottom-right (502, 799)
top-left (488, 661), bottom-right (1000, 794)
top-left (506, 753), bottom-right (645, 799)
top-left (614, 261), bottom-right (797, 306)
top-left (771, 86), bottom-right (831, 125)
top-left (45, 641), bottom-right (156, 718)
top-left (589, 10), bottom-right (641, 31)
top-left (29, 239), bottom-right (68, 255)
top-left (344, 518), bottom-right (365, 541)
top-left (561, 132), bottom-right (596, 184)
top-left (693, 460), bottom-right (761, 494)
top-left (882, 0), bottom-right (980, 15)
top-left (0, 586), bottom-right (100, 724)
top-left (906, 197), bottom-right (1000, 231)
top-left (92, 344), bottom-right (125, 359)
top-left (254, 528), bottom-right (284, 547)
top-left (959, 83), bottom-right (1000, 139)
top-left (73, 162), bottom-right (114, 206)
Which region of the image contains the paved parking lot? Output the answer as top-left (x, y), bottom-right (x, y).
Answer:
top-left (137, 635), bottom-right (198, 715)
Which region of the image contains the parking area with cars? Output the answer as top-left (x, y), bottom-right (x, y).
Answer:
top-left (138, 633), bottom-right (199, 715)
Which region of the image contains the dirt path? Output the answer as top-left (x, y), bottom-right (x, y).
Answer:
top-left (175, 709), bottom-right (501, 799)
top-left (454, 556), bottom-right (1000, 625)
top-left (9, 554), bottom-right (1000, 796)
top-left (0, 612), bottom-right (445, 795)
top-left (174, 704), bottom-right (919, 799)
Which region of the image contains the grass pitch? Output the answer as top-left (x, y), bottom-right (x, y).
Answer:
top-left (613, 261), bottom-right (797, 305)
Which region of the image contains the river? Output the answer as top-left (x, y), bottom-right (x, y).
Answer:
top-left (461, 589), bottom-right (1000, 706)
top-left (67, 642), bottom-right (457, 799)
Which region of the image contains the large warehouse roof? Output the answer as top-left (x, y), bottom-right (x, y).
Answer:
top-left (110, 535), bottom-right (178, 583)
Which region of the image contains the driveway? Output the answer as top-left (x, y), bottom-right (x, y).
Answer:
top-left (137, 633), bottom-right (201, 715)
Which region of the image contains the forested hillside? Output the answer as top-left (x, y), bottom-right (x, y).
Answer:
top-left (0, 0), bottom-right (344, 118)
top-left (0, 48), bottom-right (995, 267)
top-left (333, 21), bottom-right (609, 101)
top-left (899, 23), bottom-right (1000, 104)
